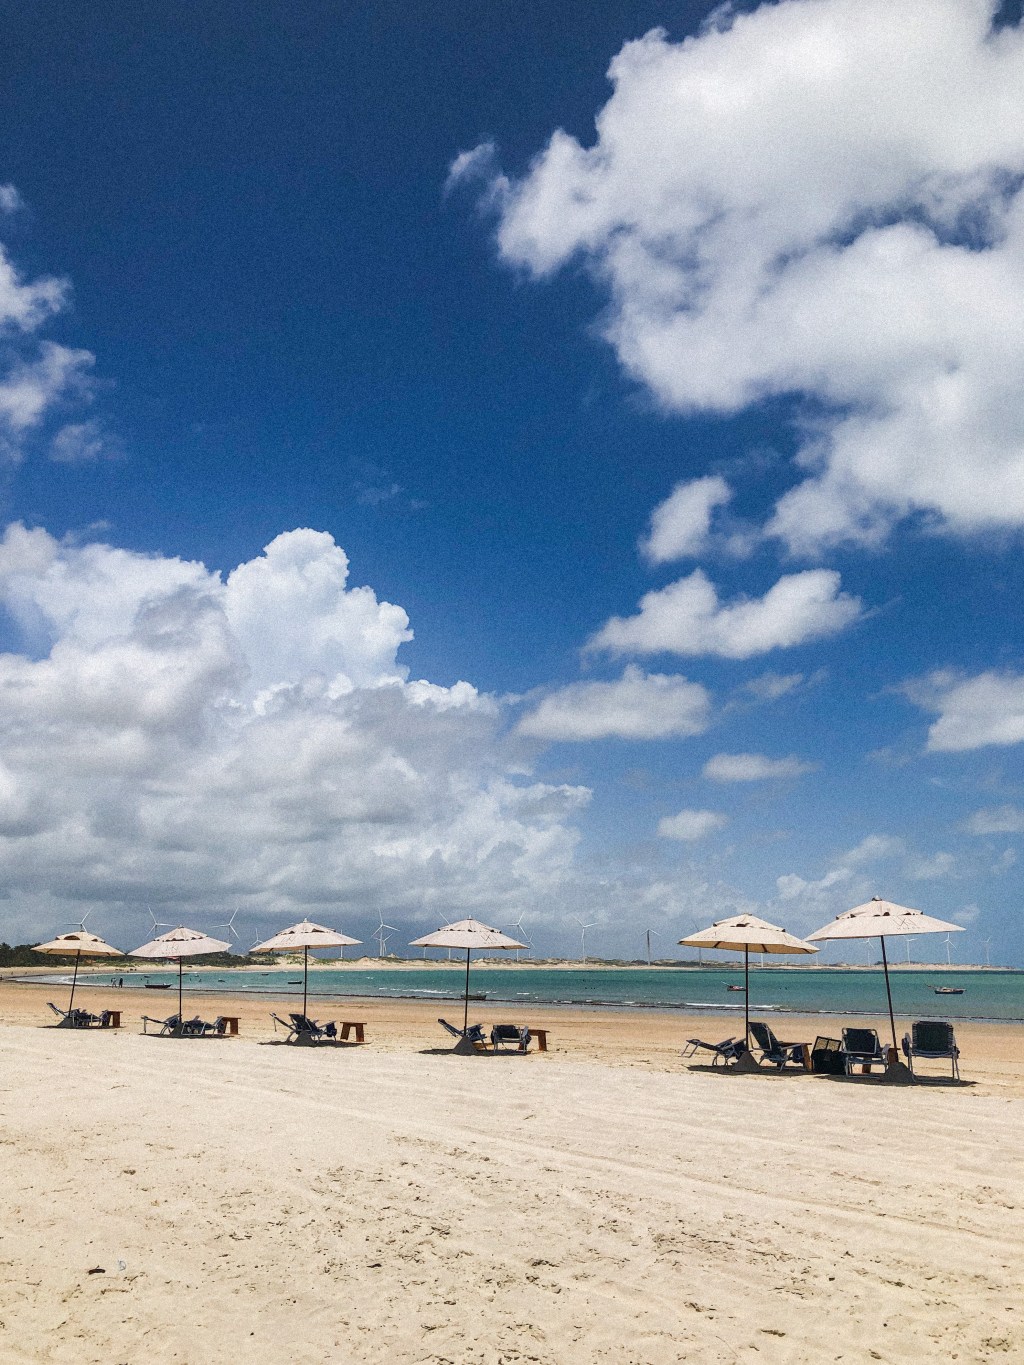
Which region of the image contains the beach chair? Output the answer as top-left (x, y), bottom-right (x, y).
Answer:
top-left (490, 1023), bottom-right (531, 1052)
top-left (142, 1013), bottom-right (183, 1036)
top-left (181, 1015), bottom-right (217, 1036)
top-left (273, 1012), bottom-right (337, 1043)
top-left (810, 1036), bottom-right (847, 1075)
top-left (902, 1021), bottom-right (960, 1079)
top-left (749, 1021), bottom-right (809, 1069)
top-left (842, 1027), bottom-right (888, 1074)
top-left (681, 1036), bottom-right (747, 1066)
top-left (49, 1002), bottom-right (101, 1028)
top-left (438, 1018), bottom-right (488, 1049)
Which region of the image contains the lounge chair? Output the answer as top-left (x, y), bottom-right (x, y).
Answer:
top-left (438, 1018), bottom-right (488, 1049)
top-left (271, 1012), bottom-right (337, 1043)
top-left (842, 1027), bottom-right (889, 1074)
top-left (902, 1021), bottom-right (960, 1079)
top-left (48, 1002), bottom-right (98, 1028)
top-left (142, 1013), bottom-right (183, 1035)
top-left (810, 1036), bottom-right (847, 1075)
top-left (749, 1021), bottom-right (809, 1069)
top-left (490, 1023), bottom-right (531, 1052)
top-left (681, 1036), bottom-right (747, 1066)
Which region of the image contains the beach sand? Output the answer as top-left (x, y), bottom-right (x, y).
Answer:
top-left (1, 976), bottom-right (1022, 1363)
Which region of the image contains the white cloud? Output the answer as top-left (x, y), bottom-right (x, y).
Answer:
top-left (906, 670), bottom-right (1024, 752)
top-left (964, 805), bottom-right (1024, 834)
top-left (587, 567), bottom-right (861, 658)
top-left (0, 523), bottom-right (596, 942)
top-left (906, 851), bottom-right (955, 880)
top-left (518, 664), bottom-right (711, 740)
top-left (641, 475), bottom-right (731, 563)
top-left (741, 671), bottom-right (809, 702)
top-left (0, 185), bottom-right (22, 214)
top-left (0, 213), bottom-right (97, 461)
top-left (50, 420), bottom-right (111, 464)
top-left (475, 0), bottom-right (1024, 551)
top-left (658, 808), bottom-right (728, 841)
top-left (703, 751), bottom-right (814, 781)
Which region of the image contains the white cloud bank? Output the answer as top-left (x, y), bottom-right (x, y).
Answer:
top-left (906, 670), bottom-right (1024, 752)
top-left (467, 0), bottom-right (1024, 551)
top-left (517, 665), bottom-right (711, 740)
top-left (703, 752), bottom-right (814, 782)
top-left (0, 523), bottom-right (593, 941)
top-left (588, 568), bottom-right (861, 658)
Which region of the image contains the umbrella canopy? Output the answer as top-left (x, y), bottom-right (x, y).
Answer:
top-left (409, 918), bottom-right (527, 1045)
top-left (129, 926), bottom-right (231, 1024)
top-left (679, 915), bottom-right (817, 1056)
top-left (33, 930), bottom-right (123, 1014)
top-left (808, 897), bottom-right (964, 1052)
top-left (251, 919), bottom-right (361, 1017)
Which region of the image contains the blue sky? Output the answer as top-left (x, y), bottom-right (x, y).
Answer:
top-left (0, 0), bottom-right (1022, 964)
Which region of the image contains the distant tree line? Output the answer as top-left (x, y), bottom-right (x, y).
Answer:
top-left (0, 943), bottom-right (272, 968)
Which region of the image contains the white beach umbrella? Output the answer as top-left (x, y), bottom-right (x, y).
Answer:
top-left (409, 918), bottom-right (527, 1046)
top-left (128, 926), bottom-right (232, 1024)
top-left (807, 897), bottom-right (965, 1053)
top-left (33, 930), bottom-right (123, 1015)
top-left (251, 919), bottom-right (361, 1018)
top-left (678, 914), bottom-right (817, 1055)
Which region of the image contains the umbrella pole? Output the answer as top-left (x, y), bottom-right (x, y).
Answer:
top-left (67, 951), bottom-right (82, 1014)
top-left (744, 946), bottom-right (750, 1051)
top-left (178, 959), bottom-right (183, 1023)
top-left (880, 936), bottom-right (897, 1054)
top-left (303, 945), bottom-right (308, 1019)
top-left (463, 948), bottom-right (471, 1035)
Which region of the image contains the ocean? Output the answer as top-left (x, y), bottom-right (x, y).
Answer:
top-left (69, 964), bottom-right (1024, 1022)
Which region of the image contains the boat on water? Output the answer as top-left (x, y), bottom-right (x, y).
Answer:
top-left (933, 986), bottom-right (965, 995)
top-left (726, 984), bottom-right (745, 992)
top-left (144, 983), bottom-right (171, 990)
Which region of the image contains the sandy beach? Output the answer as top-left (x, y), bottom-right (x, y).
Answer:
top-left (1, 977), bottom-right (1022, 1363)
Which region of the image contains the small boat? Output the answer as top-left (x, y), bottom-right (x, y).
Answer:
top-left (145, 983), bottom-right (171, 990)
top-left (288, 980), bottom-right (302, 985)
top-left (467, 992), bottom-right (487, 1000)
top-left (726, 984), bottom-right (745, 992)
top-left (933, 986), bottom-right (964, 995)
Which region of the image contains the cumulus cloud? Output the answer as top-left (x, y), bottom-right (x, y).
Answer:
top-left (0, 523), bottom-right (594, 942)
top-left (587, 567), bottom-right (861, 658)
top-left (517, 664), bottom-right (711, 741)
top-left (658, 808), bottom-right (728, 841)
top-left (474, 0), bottom-right (1024, 551)
top-left (703, 751), bottom-right (814, 781)
top-left (641, 476), bottom-right (731, 563)
top-left (906, 669), bottom-right (1024, 751)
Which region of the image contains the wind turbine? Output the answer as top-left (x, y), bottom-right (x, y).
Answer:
top-left (904, 936), bottom-right (912, 963)
top-left (376, 913), bottom-right (397, 958)
top-left (575, 916), bottom-right (596, 964)
top-left (644, 927), bottom-right (660, 965)
top-left (210, 909), bottom-right (240, 951)
top-left (983, 937), bottom-right (992, 969)
top-left (944, 934), bottom-right (954, 966)
top-left (505, 914), bottom-right (532, 962)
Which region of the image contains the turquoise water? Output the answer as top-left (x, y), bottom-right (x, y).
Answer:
top-left (69, 964), bottom-right (1024, 1022)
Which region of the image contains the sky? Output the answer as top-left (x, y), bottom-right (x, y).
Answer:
top-left (0, 0), bottom-right (1023, 964)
